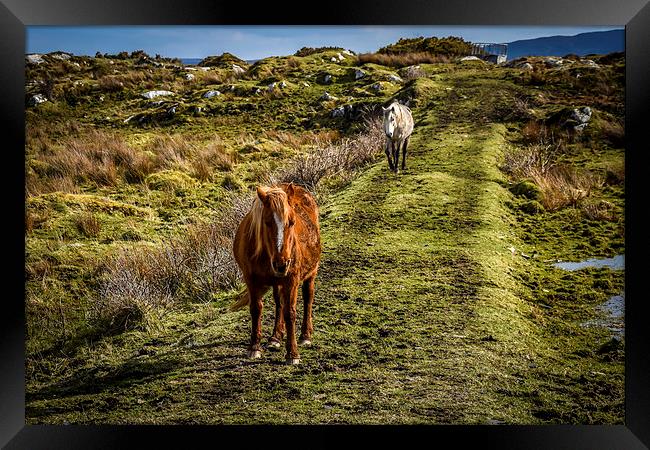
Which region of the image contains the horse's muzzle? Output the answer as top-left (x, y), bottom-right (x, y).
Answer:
top-left (272, 259), bottom-right (292, 277)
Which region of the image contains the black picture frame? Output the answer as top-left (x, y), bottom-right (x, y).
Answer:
top-left (2, 0), bottom-right (649, 448)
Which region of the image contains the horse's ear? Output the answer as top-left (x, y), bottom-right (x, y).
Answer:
top-left (256, 186), bottom-right (268, 204)
top-left (285, 183), bottom-right (295, 197)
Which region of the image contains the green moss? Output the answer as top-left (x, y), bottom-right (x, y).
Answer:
top-left (145, 170), bottom-right (196, 194)
top-left (511, 180), bottom-right (543, 200)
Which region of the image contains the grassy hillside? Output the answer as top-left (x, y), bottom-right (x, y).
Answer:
top-left (25, 48), bottom-right (624, 424)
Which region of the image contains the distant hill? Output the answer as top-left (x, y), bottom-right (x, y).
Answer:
top-left (506, 29), bottom-right (624, 60)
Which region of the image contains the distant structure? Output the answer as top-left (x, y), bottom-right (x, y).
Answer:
top-left (470, 43), bottom-right (508, 64)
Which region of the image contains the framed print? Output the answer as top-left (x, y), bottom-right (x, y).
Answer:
top-left (2, 0), bottom-right (649, 447)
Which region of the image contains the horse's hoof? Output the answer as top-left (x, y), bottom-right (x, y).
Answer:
top-left (299, 339), bottom-right (312, 346)
top-left (267, 340), bottom-right (281, 349)
top-left (286, 358), bottom-right (301, 365)
top-left (247, 350), bottom-right (262, 359)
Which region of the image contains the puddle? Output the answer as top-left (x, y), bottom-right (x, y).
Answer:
top-left (581, 292), bottom-right (625, 338)
top-left (552, 254), bottom-right (624, 271)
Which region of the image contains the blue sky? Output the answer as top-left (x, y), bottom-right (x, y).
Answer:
top-left (27, 26), bottom-right (623, 60)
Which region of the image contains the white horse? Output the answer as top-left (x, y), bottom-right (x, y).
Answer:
top-left (382, 101), bottom-right (414, 173)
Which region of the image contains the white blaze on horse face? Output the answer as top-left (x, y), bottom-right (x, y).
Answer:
top-left (384, 110), bottom-right (395, 138)
top-left (273, 212), bottom-right (284, 252)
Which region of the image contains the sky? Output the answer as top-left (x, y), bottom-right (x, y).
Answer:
top-left (27, 26), bottom-right (623, 60)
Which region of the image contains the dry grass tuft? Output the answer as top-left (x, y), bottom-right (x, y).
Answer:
top-left (275, 116), bottom-right (384, 192)
top-left (74, 212), bottom-right (102, 238)
top-left (502, 142), bottom-right (603, 211)
top-left (528, 166), bottom-right (602, 211)
top-left (92, 193), bottom-right (253, 331)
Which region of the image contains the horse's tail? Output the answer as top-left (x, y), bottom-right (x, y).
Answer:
top-left (229, 288), bottom-right (249, 312)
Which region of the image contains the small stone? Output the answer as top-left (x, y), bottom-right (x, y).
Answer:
top-left (28, 94), bottom-right (48, 106)
top-left (141, 90), bottom-right (174, 99)
top-left (203, 90), bottom-right (221, 98)
top-left (320, 92), bottom-right (338, 101)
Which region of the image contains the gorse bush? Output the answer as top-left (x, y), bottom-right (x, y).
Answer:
top-left (377, 36), bottom-right (472, 56)
top-left (358, 52), bottom-right (450, 68)
top-left (294, 46), bottom-right (345, 57)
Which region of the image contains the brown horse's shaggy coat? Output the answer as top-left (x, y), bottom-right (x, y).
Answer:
top-left (232, 183), bottom-right (321, 364)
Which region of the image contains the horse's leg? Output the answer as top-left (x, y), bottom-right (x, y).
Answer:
top-left (401, 136), bottom-right (410, 171)
top-left (299, 276), bottom-right (316, 346)
top-left (268, 285), bottom-right (284, 349)
top-left (385, 139), bottom-right (395, 171)
top-left (247, 285), bottom-right (265, 358)
top-left (281, 279), bottom-right (301, 364)
top-left (392, 139), bottom-right (400, 174)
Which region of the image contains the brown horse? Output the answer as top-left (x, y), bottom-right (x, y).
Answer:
top-left (231, 183), bottom-right (321, 365)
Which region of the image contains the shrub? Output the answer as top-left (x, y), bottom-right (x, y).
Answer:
top-left (294, 46), bottom-right (344, 57)
top-left (276, 115), bottom-right (384, 192)
top-left (358, 52), bottom-right (449, 68)
top-left (502, 142), bottom-right (602, 211)
top-left (377, 36), bottom-right (472, 56)
top-left (93, 193), bottom-right (252, 331)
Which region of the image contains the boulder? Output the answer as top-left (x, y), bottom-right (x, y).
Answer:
top-left (279, 81), bottom-right (288, 88)
top-left (50, 52), bottom-right (72, 61)
top-left (232, 64), bottom-right (246, 75)
top-left (267, 82), bottom-right (277, 91)
top-left (323, 74), bottom-right (332, 84)
top-left (26, 54), bottom-right (45, 65)
top-left (337, 53), bottom-right (345, 61)
top-left (330, 57), bottom-right (338, 62)
top-left (141, 90), bottom-right (174, 99)
top-left (320, 92), bottom-right (338, 101)
top-left (520, 62), bottom-right (534, 71)
top-left (354, 69), bottom-right (366, 80)
top-left (331, 106), bottom-right (346, 118)
top-left (581, 59), bottom-right (600, 68)
top-left (387, 74), bottom-right (402, 83)
top-left (543, 57), bottom-right (564, 68)
top-left (203, 90), bottom-right (221, 98)
top-left (342, 49), bottom-right (355, 56)
top-left (28, 94), bottom-right (47, 107)
top-left (370, 82), bottom-right (383, 92)
top-left (570, 106), bottom-right (592, 131)
top-left (331, 104), bottom-right (354, 119)
top-left (184, 73), bottom-right (195, 81)
top-left (460, 56), bottom-right (482, 62)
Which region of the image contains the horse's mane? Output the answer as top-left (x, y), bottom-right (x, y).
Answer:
top-left (248, 186), bottom-right (290, 257)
